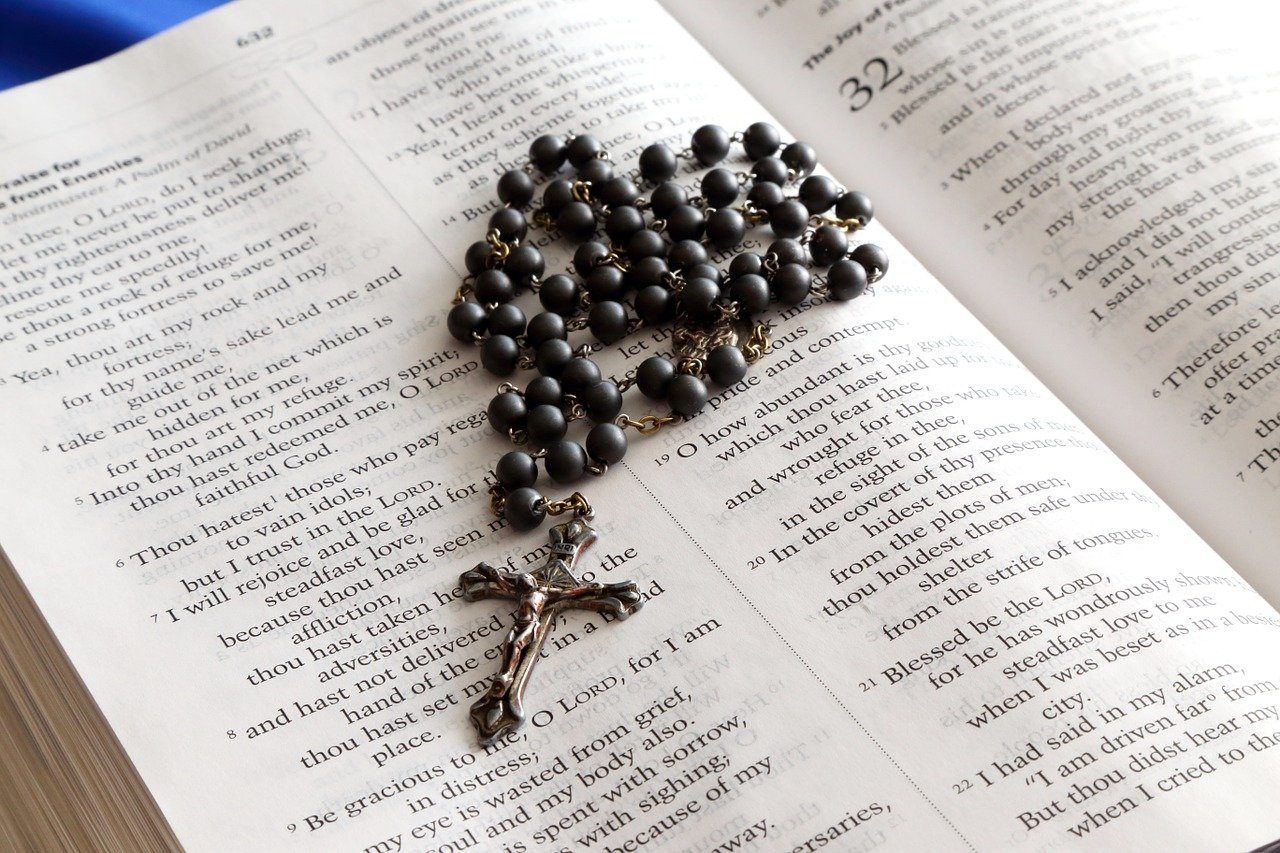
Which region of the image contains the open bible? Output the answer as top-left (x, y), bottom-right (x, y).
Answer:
top-left (3, 0), bottom-right (1280, 849)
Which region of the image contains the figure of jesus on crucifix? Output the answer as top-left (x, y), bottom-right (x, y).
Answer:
top-left (459, 518), bottom-right (644, 745)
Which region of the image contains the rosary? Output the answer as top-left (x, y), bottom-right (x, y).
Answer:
top-left (445, 122), bottom-right (887, 745)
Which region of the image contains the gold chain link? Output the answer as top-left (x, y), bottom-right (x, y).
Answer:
top-left (616, 414), bottom-right (679, 435)
top-left (742, 322), bottom-right (772, 363)
top-left (812, 214), bottom-right (866, 232)
top-left (488, 484), bottom-right (507, 518)
top-left (571, 180), bottom-right (593, 203)
top-left (545, 492), bottom-right (593, 518)
top-left (485, 228), bottom-right (512, 266)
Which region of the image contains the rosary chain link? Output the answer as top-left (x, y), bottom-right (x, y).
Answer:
top-left (615, 413), bottom-right (680, 435)
top-left (545, 491), bottom-right (593, 518)
top-left (742, 322), bottom-right (772, 363)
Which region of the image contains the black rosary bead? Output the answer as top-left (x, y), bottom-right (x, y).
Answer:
top-left (560, 357), bottom-right (602, 394)
top-left (808, 224), bottom-right (849, 267)
top-left (581, 380), bottom-right (623, 423)
top-left (851, 243), bottom-right (889, 279)
top-left (566, 134), bottom-right (603, 167)
top-left (728, 252), bottom-right (763, 279)
top-left (667, 239), bottom-right (708, 271)
top-left (637, 356), bottom-right (675, 400)
top-left (573, 241), bottom-right (609, 276)
top-left (529, 134), bottom-right (567, 173)
top-left (635, 285), bottom-right (675, 324)
top-left (685, 262), bottom-right (722, 284)
top-left (524, 375), bottom-right (563, 409)
top-left (781, 141), bottom-right (817, 177)
top-left (729, 273), bottom-right (770, 315)
top-left (598, 176), bottom-right (640, 209)
top-left (577, 157), bottom-right (614, 187)
top-left (742, 121), bottom-right (781, 159)
top-left (464, 240), bottom-right (491, 275)
top-left (481, 334), bottom-right (521, 375)
top-left (701, 168), bottom-right (739, 208)
top-left (826, 259), bottom-right (868, 301)
top-left (627, 228), bottom-right (666, 260)
top-left (497, 169), bottom-right (536, 208)
top-left (447, 301), bottom-right (487, 342)
top-left (504, 487), bottom-right (546, 532)
top-left (543, 179), bottom-right (575, 215)
top-left (489, 207), bottom-right (527, 243)
top-left (605, 205), bottom-right (645, 243)
top-left (588, 300), bottom-right (630, 344)
top-left (666, 205), bottom-right (705, 241)
top-left (474, 269), bottom-right (515, 305)
top-left (706, 208), bottom-right (746, 250)
top-left (691, 124), bottom-right (730, 166)
top-left (487, 391), bottom-right (528, 434)
top-left (768, 199), bottom-right (808, 239)
top-left (526, 404), bottom-right (568, 446)
top-left (835, 190), bottom-right (873, 224)
top-left (752, 156), bottom-right (789, 186)
top-left (535, 339), bottom-right (574, 377)
top-left (771, 263), bottom-right (811, 305)
top-left (639, 143), bottom-right (678, 182)
top-left (538, 274), bottom-right (579, 316)
top-left (680, 276), bottom-right (721, 320)
top-left (496, 451), bottom-right (539, 489)
top-left (585, 422), bottom-right (627, 464)
top-left (798, 174), bottom-right (839, 214)
top-left (628, 255), bottom-right (669, 290)
top-left (525, 311), bottom-right (568, 347)
top-left (767, 238), bottom-right (807, 266)
top-left (557, 201), bottom-right (597, 243)
top-left (586, 265), bottom-right (626, 302)
top-left (667, 374), bottom-right (709, 417)
top-left (487, 303), bottom-right (527, 339)
top-left (545, 440), bottom-right (588, 484)
top-left (707, 344), bottom-right (748, 386)
top-left (504, 245), bottom-right (545, 287)
top-left (747, 180), bottom-right (785, 212)
top-left (649, 181), bottom-right (687, 218)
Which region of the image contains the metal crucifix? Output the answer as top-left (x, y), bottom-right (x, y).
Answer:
top-left (459, 518), bottom-right (644, 745)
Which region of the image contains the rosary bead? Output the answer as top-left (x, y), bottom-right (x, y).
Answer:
top-left (781, 141), bottom-right (817, 177)
top-left (729, 273), bottom-right (770, 315)
top-left (526, 404), bottom-right (568, 446)
top-left (701, 168), bottom-right (739, 208)
top-left (543, 179), bottom-right (575, 215)
top-left (685, 262), bottom-right (722, 284)
top-left (573, 241), bottom-right (609, 276)
top-left (560, 357), bottom-right (602, 394)
top-left (835, 190), bottom-right (874, 224)
top-left (729, 251), bottom-right (764, 279)
top-left (598, 176), bottom-right (640, 209)
top-left (798, 174), bottom-right (839, 214)
top-left (771, 262), bottom-right (811, 305)
top-left (504, 245), bottom-right (545, 287)
top-left (577, 157), bottom-right (614, 187)
top-left (586, 265), bottom-right (626, 302)
top-left (489, 207), bottom-right (528, 243)
top-left (767, 238), bottom-right (807, 266)
top-left (639, 143), bottom-right (679, 182)
top-left (504, 487), bottom-right (546, 532)
top-left (588, 300), bottom-right (630, 344)
top-left (637, 355), bottom-right (676, 399)
top-left (497, 169), bottom-right (536, 208)
top-left (464, 240), bottom-right (491, 275)
top-left (635, 285), bottom-right (675, 324)
top-left (486, 303), bottom-right (527, 338)
top-left (680, 276), bottom-right (721, 319)
top-left (627, 228), bottom-right (667, 260)
top-left (581, 380), bottom-right (623, 423)
top-left (649, 181), bottom-right (688, 218)
top-left (768, 199), bottom-right (809, 239)
top-left (557, 201), bottom-right (597, 243)
top-left (566, 134), bottom-right (603, 167)
top-left (545, 440), bottom-right (588, 484)
top-left (667, 239), bottom-right (708, 271)
top-left (530, 134), bottom-right (567, 173)
top-left (496, 451), bottom-right (539, 489)
top-left (706, 208), bottom-right (746, 250)
top-left (826, 258), bottom-right (868, 301)
top-left (447, 301), bottom-right (487, 342)
top-left (538, 274), bottom-right (580, 316)
top-left (487, 391), bottom-right (528, 434)
top-left (666, 204), bottom-right (705, 241)
top-left (481, 334), bottom-right (521, 375)
top-left (525, 311), bottom-right (568, 347)
top-left (536, 339), bottom-right (574, 377)
top-left (524, 375), bottom-right (563, 409)
top-left (628, 255), bottom-right (669, 290)
top-left (605, 205), bottom-right (645, 243)
top-left (851, 242), bottom-right (889, 279)
top-left (691, 124), bottom-right (731, 166)
top-left (585, 422), bottom-right (627, 464)
top-left (752, 156), bottom-right (789, 186)
top-left (808, 224), bottom-right (849, 267)
top-left (667, 374), bottom-right (709, 417)
top-left (474, 269), bottom-right (515, 305)
top-left (747, 180), bottom-right (785, 212)
top-left (742, 121), bottom-right (782, 159)
top-left (707, 344), bottom-right (748, 386)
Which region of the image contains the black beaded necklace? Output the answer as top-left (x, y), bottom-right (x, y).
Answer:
top-left (446, 122), bottom-right (888, 745)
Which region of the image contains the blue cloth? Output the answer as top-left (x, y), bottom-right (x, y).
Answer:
top-left (0, 0), bottom-right (228, 90)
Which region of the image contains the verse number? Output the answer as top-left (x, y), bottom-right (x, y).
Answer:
top-left (953, 778), bottom-right (972, 795)
top-left (838, 57), bottom-right (904, 112)
top-left (235, 26), bottom-right (274, 48)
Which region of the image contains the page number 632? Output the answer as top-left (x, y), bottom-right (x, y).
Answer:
top-left (839, 57), bottom-right (903, 112)
top-left (236, 26), bottom-right (274, 48)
